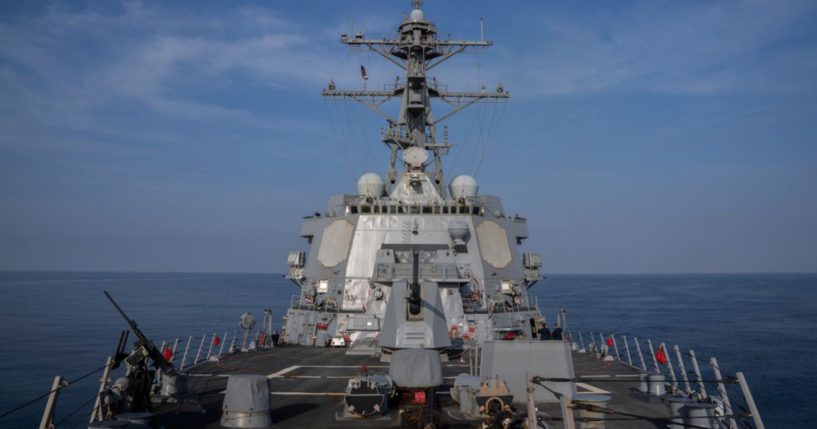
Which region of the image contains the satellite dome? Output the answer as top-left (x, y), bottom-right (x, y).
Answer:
top-left (357, 173), bottom-right (385, 198)
top-left (410, 9), bottom-right (424, 21)
top-left (449, 175), bottom-right (478, 199)
top-left (448, 220), bottom-right (470, 245)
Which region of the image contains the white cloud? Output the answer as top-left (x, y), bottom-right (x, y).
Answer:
top-left (509, 0), bottom-right (817, 96)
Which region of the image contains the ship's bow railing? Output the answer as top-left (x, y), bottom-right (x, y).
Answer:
top-left (564, 328), bottom-right (765, 429)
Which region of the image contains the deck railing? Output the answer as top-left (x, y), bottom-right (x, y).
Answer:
top-left (565, 328), bottom-right (765, 429)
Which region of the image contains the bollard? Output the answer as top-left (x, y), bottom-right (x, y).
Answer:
top-left (646, 374), bottom-right (666, 398)
top-left (179, 336), bottom-right (193, 370)
top-left (573, 393), bottom-right (610, 429)
top-left (674, 345), bottom-right (692, 395)
top-left (666, 395), bottom-right (695, 429)
top-left (683, 402), bottom-right (717, 429)
top-left (638, 373), bottom-right (649, 393)
top-left (622, 336), bottom-right (633, 366)
top-left (221, 375), bottom-right (272, 428)
top-left (634, 337), bottom-right (647, 371)
top-left (710, 357), bottom-right (737, 429)
top-left (688, 350), bottom-right (707, 399)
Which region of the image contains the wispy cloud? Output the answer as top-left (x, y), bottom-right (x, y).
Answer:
top-left (508, 0), bottom-right (817, 96)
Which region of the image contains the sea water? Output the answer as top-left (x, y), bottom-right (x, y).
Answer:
top-left (0, 271), bottom-right (815, 428)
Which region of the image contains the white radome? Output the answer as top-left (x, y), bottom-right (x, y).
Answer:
top-left (357, 173), bottom-right (385, 198)
top-left (449, 175), bottom-right (478, 199)
top-left (410, 9), bottom-right (424, 22)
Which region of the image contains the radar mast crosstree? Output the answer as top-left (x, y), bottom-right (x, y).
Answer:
top-left (322, 1), bottom-right (510, 196)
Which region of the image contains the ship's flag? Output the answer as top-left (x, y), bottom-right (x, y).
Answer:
top-left (606, 337), bottom-right (614, 347)
top-left (656, 346), bottom-right (668, 365)
top-left (162, 348), bottom-right (173, 361)
top-left (360, 65), bottom-right (368, 80)
top-left (213, 335), bottom-right (221, 347)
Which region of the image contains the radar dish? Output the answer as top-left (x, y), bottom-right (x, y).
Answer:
top-left (403, 147), bottom-right (429, 168)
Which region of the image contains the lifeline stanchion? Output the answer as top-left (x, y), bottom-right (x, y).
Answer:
top-left (660, 342), bottom-right (678, 392)
top-left (674, 345), bottom-right (692, 395)
top-left (193, 334), bottom-right (206, 366)
top-left (179, 336), bottom-right (192, 370)
top-left (1, 363), bottom-right (106, 422)
top-left (219, 331), bottom-right (228, 356)
top-left (711, 357), bottom-right (738, 429)
top-left (560, 309), bottom-right (568, 334)
top-left (736, 372), bottom-right (765, 429)
top-left (171, 338), bottom-right (180, 363)
top-left (37, 376), bottom-right (63, 429)
top-left (206, 331), bottom-right (216, 361)
top-left (89, 356), bottom-right (113, 423)
top-left (646, 339), bottom-right (660, 374)
top-left (530, 376), bottom-right (576, 429)
top-left (229, 330), bottom-right (238, 352)
top-left (525, 372), bottom-right (537, 429)
top-left (633, 337), bottom-right (647, 371)
top-left (688, 349), bottom-right (708, 399)
top-left (612, 335), bottom-right (621, 361)
top-left (622, 336), bottom-right (633, 366)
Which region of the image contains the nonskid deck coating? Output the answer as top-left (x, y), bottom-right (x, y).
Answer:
top-left (153, 345), bottom-right (671, 428)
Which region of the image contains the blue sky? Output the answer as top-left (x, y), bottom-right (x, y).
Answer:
top-left (1, 0), bottom-right (815, 273)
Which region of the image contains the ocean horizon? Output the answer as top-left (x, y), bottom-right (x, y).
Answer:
top-left (1, 271), bottom-right (815, 428)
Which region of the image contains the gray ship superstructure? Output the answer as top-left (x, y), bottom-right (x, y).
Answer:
top-left (282, 2), bottom-right (542, 352)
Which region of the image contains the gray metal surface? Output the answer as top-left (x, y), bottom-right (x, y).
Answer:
top-left (479, 340), bottom-right (576, 403)
top-left (281, 0), bottom-right (540, 352)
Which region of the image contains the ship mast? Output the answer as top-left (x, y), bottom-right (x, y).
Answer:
top-left (322, 1), bottom-right (509, 196)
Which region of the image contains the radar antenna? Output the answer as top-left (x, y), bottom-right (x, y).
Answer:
top-left (323, 1), bottom-right (509, 195)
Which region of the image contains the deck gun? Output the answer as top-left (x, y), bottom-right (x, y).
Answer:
top-left (104, 290), bottom-right (176, 376)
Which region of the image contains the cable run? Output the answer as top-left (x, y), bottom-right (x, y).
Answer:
top-left (0, 363), bottom-right (107, 420)
top-left (55, 393), bottom-right (99, 427)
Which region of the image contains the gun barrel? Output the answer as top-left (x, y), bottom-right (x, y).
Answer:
top-left (103, 291), bottom-right (176, 375)
top-left (104, 290), bottom-right (138, 329)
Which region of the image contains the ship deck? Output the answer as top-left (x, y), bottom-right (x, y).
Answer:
top-left (152, 345), bottom-right (672, 428)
